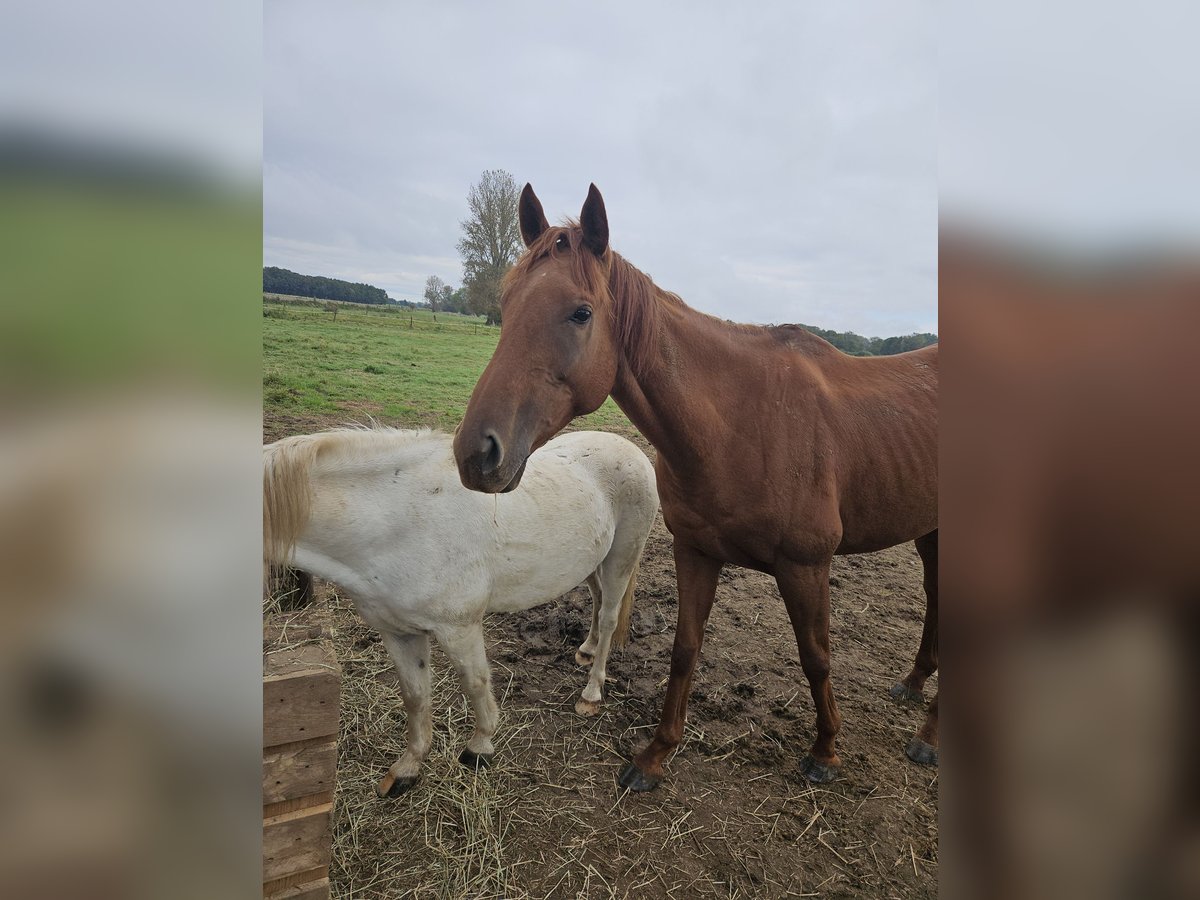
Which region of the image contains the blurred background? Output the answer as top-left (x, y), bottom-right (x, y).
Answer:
top-left (1, 1), bottom-right (1197, 898)
top-left (1, 1), bottom-right (261, 898)
top-left (942, 2), bottom-right (1200, 898)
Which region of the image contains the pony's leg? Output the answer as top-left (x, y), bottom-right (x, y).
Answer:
top-left (435, 623), bottom-right (500, 770)
top-left (618, 543), bottom-right (722, 791)
top-left (576, 562), bottom-right (634, 717)
top-left (576, 573), bottom-right (603, 666)
top-left (891, 529), bottom-right (939, 703)
top-left (776, 560), bottom-right (843, 783)
top-left (376, 631), bottom-right (432, 798)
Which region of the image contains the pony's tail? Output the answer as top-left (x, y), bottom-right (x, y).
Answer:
top-left (612, 553), bottom-right (643, 648)
top-left (263, 437), bottom-right (319, 565)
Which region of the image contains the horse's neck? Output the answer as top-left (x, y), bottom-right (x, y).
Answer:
top-left (611, 298), bottom-right (750, 466)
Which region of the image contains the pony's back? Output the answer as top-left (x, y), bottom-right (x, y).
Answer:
top-left (263, 427), bottom-right (445, 565)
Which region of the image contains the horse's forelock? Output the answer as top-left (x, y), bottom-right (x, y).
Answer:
top-left (504, 221), bottom-right (666, 379)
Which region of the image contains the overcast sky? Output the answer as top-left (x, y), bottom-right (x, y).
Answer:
top-left (265, 4), bottom-right (937, 336)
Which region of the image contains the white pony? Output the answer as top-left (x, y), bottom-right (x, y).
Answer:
top-left (264, 427), bottom-right (657, 796)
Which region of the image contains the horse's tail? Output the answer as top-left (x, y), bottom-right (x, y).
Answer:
top-left (612, 552), bottom-right (643, 648)
top-left (263, 436), bottom-right (320, 565)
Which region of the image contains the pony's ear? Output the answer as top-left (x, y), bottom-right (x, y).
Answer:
top-left (519, 183), bottom-right (549, 247)
top-left (580, 183), bottom-right (608, 256)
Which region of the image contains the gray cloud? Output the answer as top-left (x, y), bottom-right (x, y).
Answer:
top-left (265, 2), bottom-right (937, 336)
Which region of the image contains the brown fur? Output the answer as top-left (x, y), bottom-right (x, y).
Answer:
top-left (456, 184), bottom-right (939, 786)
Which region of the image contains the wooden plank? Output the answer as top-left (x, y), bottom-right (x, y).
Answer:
top-left (267, 879), bottom-right (329, 900)
top-left (263, 644), bottom-right (340, 748)
top-left (264, 790), bottom-right (333, 820)
top-left (263, 740), bottom-right (337, 806)
top-left (262, 802), bottom-right (333, 883)
top-left (263, 622), bottom-right (324, 648)
top-left (263, 865), bottom-right (329, 899)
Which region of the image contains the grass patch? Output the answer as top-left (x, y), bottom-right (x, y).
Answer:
top-left (263, 301), bottom-right (631, 432)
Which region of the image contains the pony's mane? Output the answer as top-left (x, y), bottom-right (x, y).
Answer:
top-left (263, 425), bottom-right (442, 562)
top-left (505, 221), bottom-right (684, 378)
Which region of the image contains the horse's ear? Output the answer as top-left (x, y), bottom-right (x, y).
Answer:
top-left (580, 183), bottom-right (608, 256)
top-left (519, 183), bottom-right (549, 247)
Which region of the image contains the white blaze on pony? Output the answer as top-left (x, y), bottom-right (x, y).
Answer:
top-left (263, 427), bottom-right (657, 797)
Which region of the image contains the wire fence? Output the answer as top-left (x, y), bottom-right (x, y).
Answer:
top-left (264, 294), bottom-right (500, 337)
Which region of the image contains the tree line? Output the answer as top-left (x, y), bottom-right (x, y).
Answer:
top-left (795, 325), bottom-right (937, 356)
top-left (263, 266), bottom-right (391, 305)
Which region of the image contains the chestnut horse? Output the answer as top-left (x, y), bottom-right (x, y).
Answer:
top-left (453, 184), bottom-right (938, 790)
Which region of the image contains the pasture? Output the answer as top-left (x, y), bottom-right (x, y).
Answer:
top-left (263, 301), bottom-right (937, 898)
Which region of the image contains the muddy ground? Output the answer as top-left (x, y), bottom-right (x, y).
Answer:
top-left (265, 412), bottom-right (937, 899)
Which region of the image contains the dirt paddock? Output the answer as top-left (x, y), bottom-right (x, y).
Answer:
top-left (265, 414), bottom-right (938, 899)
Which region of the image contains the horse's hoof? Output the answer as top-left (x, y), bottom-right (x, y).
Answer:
top-left (889, 681), bottom-right (924, 703)
top-left (575, 697), bottom-right (602, 717)
top-left (799, 755), bottom-right (840, 783)
top-left (377, 774), bottom-right (418, 798)
top-left (458, 748), bottom-right (494, 771)
top-left (906, 737), bottom-right (939, 767)
top-left (575, 649), bottom-right (595, 666)
top-left (617, 762), bottom-right (661, 792)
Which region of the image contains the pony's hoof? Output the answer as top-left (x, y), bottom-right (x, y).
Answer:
top-left (617, 762), bottom-right (661, 792)
top-left (458, 748), bottom-right (494, 771)
top-left (799, 755), bottom-right (840, 783)
top-left (575, 649), bottom-right (595, 667)
top-left (575, 697), bottom-right (602, 717)
top-left (377, 774), bottom-right (418, 798)
top-left (889, 681), bottom-right (924, 704)
top-left (906, 737), bottom-right (939, 767)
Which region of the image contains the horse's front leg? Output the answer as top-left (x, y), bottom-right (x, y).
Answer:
top-left (618, 542), bottom-right (722, 791)
top-left (435, 622), bottom-right (500, 770)
top-left (376, 631), bottom-right (432, 797)
top-left (776, 560), bottom-right (844, 783)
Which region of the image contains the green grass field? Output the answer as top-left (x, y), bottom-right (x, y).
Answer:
top-left (263, 299), bottom-right (631, 432)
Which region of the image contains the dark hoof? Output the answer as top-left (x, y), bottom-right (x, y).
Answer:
top-left (906, 737), bottom-right (939, 767)
top-left (458, 748), bottom-right (494, 771)
top-left (383, 775), bottom-right (418, 798)
top-left (799, 755), bottom-right (840, 783)
top-left (617, 762), bottom-right (661, 792)
top-left (889, 681), bottom-right (924, 703)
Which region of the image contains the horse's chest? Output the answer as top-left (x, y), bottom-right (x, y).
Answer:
top-left (658, 472), bottom-right (840, 568)
top-left (659, 486), bottom-right (775, 566)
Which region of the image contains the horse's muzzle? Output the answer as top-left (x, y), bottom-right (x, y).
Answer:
top-left (454, 428), bottom-right (529, 493)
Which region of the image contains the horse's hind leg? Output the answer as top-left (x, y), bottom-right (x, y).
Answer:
top-left (435, 623), bottom-right (500, 770)
top-left (376, 631), bottom-right (432, 797)
top-left (907, 690), bottom-right (939, 766)
top-left (576, 554), bottom-right (638, 717)
top-left (576, 573), bottom-right (603, 666)
top-left (891, 529), bottom-right (938, 704)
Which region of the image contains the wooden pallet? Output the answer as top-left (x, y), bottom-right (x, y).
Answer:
top-left (263, 631), bottom-right (340, 900)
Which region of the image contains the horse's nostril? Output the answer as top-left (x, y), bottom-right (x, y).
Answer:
top-left (480, 432), bottom-right (503, 475)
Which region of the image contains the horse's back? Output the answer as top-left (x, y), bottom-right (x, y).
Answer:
top-left (483, 432), bottom-right (655, 612)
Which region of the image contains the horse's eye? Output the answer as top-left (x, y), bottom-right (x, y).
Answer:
top-left (570, 306), bottom-right (592, 324)
top-left (555, 234), bottom-right (568, 250)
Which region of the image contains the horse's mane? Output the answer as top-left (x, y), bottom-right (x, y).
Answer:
top-left (263, 425), bottom-right (440, 561)
top-left (505, 221), bottom-right (684, 378)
